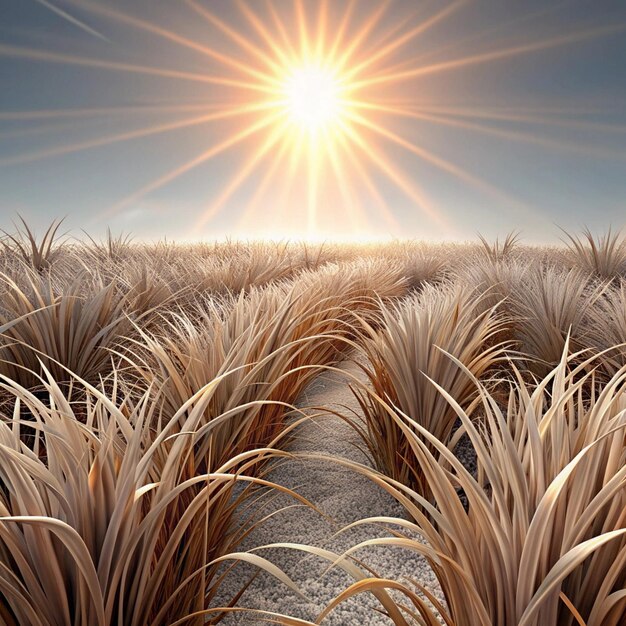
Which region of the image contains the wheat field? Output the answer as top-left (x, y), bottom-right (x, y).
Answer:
top-left (0, 221), bottom-right (624, 625)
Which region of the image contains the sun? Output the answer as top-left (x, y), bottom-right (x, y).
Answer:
top-left (18, 0), bottom-right (595, 236)
top-left (282, 64), bottom-right (344, 132)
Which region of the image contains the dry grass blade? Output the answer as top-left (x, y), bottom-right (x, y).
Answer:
top-left (0, 272), bottom-right (133, 391)
top-left (477, 231), bottom-right (521, 263)
top-left (588, 279), bottom-right (626, 377)
top-left (512, 266), bottom-right (605, 376)
top-left (316, 578), bottom-right (443, 625)
top-left (561, 227), bottom-right (626, 280)
top-left (352, 283), bottom-right (506, 493)
top-left (304, 349), bottom-right (626, 625)
top-left (0, 216), bottom-right (66, 273)
top-left (0, 368), bottom-right (320, 625)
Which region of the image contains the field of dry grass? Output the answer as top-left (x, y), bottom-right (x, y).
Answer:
top-left (0, 221), bottom-right (624, 625)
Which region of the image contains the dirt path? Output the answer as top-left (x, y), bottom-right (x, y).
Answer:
top-left (218, 360), bottom-right (442, 625)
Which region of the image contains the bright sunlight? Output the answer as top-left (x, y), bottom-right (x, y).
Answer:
top-left (282, 64), bottom-right (344, 132)
top-left (3, 1), bottom-right (622, 239)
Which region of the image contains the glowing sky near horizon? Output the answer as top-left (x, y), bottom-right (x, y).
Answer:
top-left (1, 0), bottom-right (625, 242)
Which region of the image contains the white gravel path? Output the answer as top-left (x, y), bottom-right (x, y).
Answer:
top-left (216, 360), bottom-right (443, 625)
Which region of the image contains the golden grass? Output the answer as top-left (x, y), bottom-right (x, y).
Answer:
top-left (0, 223), bottom-right (624, 625)
top-left (512, 266), bottom-right (606, 377)
top-left (0, 369), bottom-right (318, 625)
top-left (0, 216), bottom-right (65, 273)
top-left (0, 271), bottom-right (132, 390)
top-left (286, 350), bottom-right (626, 625)
top-left (562, 227), bottom-right (626, 280)
top-left (351, 282), bottom-right (506, 493)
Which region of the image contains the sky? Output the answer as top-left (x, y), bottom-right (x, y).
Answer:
top-left (1, 0), bottom-right (625, 243)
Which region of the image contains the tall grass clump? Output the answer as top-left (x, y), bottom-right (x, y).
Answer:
top-left (83, 228), bottom-right (134, 263)
top-left (512, 266), bottom-right (605, 377)
top-left (126, 259), bottom-right (406, 466)
top-left (0, 368), bottom-right (312, 625)
top-left (477, 231), bottom-right (521, 263)
top-left (0, 272), bottom-right (135, 391)
top-left (304, 350), bottom-right (626, 626)
top-left (588, 279), bottom-right (626, 378)
top-left (295, 257), bottom-right (408, 304)
top-left (456, 256), bottom-right (528, 311)
top-left (125, 289), bottom-right (323, 468)
top-left (398, 252), bottom-right (447, 292)
top-left (194, 240), bottom-right (298, 294)
top-left (0, 216), bottom-right (65, 273)
top-left (455, 256), bottom-right (529, 351)
top-left (352, 283), bottom-right (505, 492)
top-left (562, 227), bottom-right (626, 281)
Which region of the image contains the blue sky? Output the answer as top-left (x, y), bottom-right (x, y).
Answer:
top-left (1, 0), bottom-right (625, 242)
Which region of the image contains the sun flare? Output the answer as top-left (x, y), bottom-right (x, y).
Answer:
top-left (282, 64), bottom-right (345, 132)
top-left (2, 0), bottom-right (618, 239)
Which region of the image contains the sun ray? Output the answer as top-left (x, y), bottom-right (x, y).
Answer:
top-left (345, 0), bottom-right (466, 80)
top-left (195, 121), bottom-right (288, 229)
top-left (0, 120), bottom-right (92, 140)
top-left (306, 133), bottom-right (320, 232)
top-left (409, 105), bottom-right (626, 134)
top-left (345, 108), bottom-right (546, 213)
top-left (337, 133), bottom-right (400, 232)
top-left (326, 0), bottom-right (356, 64)
top-left (34, 0), bottom-right (110, 42)
top-left (334, 1), bottom-right (391, 73)
top-left (350, 22), bottom-right (626, 89)
top-left (408, 0), bottom-right (572, 69)
top-left (406, 109), bottom-right (626, 160)
top-left (351, 96), bottom-right (626, 165)
top-left (186, 0), bottom-right (284, 77)
top-left (235, 136), bottom-right (292, 230)
top-left (295, 0), bottom-right (310, 60)
top-left (0, 44), bottom-right (279, 94)
top-left (99, 111), bottom-right (284, 221)
top-left (321, 129), bottom-right (363, 233)
top-left (0, 103), bottom-right (225, 121)
top-left (347, 4), bottom-right (429, 70)
top-left (66, 0), bottom-right (280, 87)
top-left (261, 1), bottom-right (299, 66)
top-left (355, 98), bottom-right (618, 118)
top-left (474, 102), bottom-right (618, 115)
top-left (274, 132), bottom-right (308, 231)
top-left (315, 0), bottom-right (329, 61)
top-left (0, 104), bottom-right (279, 167)
top-left (339, 119), bottom-right (445, 227)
